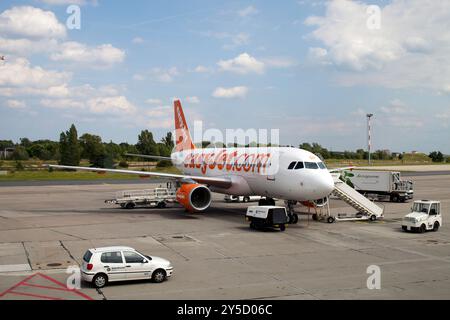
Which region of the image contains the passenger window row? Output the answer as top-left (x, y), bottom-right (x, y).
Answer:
top-left (287, 161), bottom-right (326, 170)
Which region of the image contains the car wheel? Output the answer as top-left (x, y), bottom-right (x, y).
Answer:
top-left (292, 214), bottom-right (299, 224)
top-left (243, 197), bottom-right (250, 203)
top-left (402, 226), bottom-right (407, 232)
top-left (157, 202), bottom-right (166, 208)
top-left (391, 195), bottom-right (399, 202)
top-left (152, 269), bottom-right (167, 283)
top-left (279, 224), bottom-right (286, 232)
top-left (433, 222), bottom-right (440, 232)
top-left (369, 215), bottom-right (377, 222)
top-left (419, 224), bottom-right (426, 233)
top-left (93, 273), bottom-right (108, 288)
top-left (327, 216), bottom-right (335, 224)
top-left (125, 202), bottom-right (135, 209)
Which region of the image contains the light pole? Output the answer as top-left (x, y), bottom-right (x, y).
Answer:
top-left (367, 113), bottom-right (373, 165)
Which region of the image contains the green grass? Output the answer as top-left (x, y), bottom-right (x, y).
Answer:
top-left (0, 166), bottom-right (182, 181)
top-left (325, 159), bottom-right (444, 168)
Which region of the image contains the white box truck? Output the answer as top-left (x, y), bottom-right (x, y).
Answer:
top-left (340, 170), bottom-right (413, 202)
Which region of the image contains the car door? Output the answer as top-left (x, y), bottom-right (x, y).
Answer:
top-left (429, 203), bottom-right (438, 228)
top-left (123, 251), bottom-right (152, 280)
top-left (100, 251), bottom-right (126, 281)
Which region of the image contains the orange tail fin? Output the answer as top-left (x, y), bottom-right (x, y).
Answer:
top-left (174, 100), bottom-right (196, 152)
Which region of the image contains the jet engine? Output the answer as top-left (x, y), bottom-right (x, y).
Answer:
top-left (300, 197), bottom-right (329, 208)
top-left (176, 183), bottom-right (212, 212)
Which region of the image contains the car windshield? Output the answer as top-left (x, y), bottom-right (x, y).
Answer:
top-left (138, 252), bottom-right (152, 260)
top-left (413, 203), bottom-right (430, 213)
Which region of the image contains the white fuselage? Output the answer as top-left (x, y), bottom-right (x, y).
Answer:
top-left (171, 147), bottom-right (335, 202)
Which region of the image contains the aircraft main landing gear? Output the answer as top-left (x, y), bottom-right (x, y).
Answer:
top-left (286, 200), bottom-right (298, 224)
top-left (288, 213), bottom-right (299, 224)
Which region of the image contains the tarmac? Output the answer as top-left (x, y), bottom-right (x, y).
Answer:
top-left (0, 173), bottom-right (449, 300)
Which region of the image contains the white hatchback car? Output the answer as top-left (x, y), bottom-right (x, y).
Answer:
top-left (81, 246), bottom-right (173, 288)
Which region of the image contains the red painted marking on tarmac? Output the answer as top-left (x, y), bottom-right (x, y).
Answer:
top-left (8, 291), bottom-right (64, 300)
top-left (22, 282), bottom-right (74, 292)
top-left (0, 272), bottom-right (94, 300)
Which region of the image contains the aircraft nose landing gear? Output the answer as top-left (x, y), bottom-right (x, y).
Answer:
top-left (286, 200), bottom-right (299, 224)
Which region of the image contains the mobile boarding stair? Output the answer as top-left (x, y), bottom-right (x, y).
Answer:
top-left (330, 174), bottom-right (384, 222)
top-left (105, 186), bottom-right (177, 209)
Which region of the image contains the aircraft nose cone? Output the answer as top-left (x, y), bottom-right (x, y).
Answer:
top-left (319, 173), bottom-right (335, 197)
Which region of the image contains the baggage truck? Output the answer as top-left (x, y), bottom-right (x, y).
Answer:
top-left (340, 170), bottom-right (413, 202)
top-left (246, 206), bottom-right (289, 231)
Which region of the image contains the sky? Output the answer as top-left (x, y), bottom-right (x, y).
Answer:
top-left (1, 0), bottom-right (450, 153)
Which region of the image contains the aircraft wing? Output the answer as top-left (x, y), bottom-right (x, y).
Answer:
top-left (47, 164), bottom-right (232, 188)
top-left (124, 153), bottom-right (172, 160)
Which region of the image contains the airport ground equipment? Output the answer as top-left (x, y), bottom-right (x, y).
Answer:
top-left (402, 200), bottom-right (442, 233)
top-left (332, 177), bottom-right (384, 221)
top-left (312, 174), bottom-right (384, 223)
top-left (246, 206), bottom-right (289, 231)
top-left (224, 195), bottom-right (262, 203)
top-left (105, 183), bottom-right (177, 209)
top-left (340, 170), bottom-right (413, 202)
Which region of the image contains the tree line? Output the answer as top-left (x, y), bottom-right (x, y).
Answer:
top-left (1, 124), bottom-right (174, 168)
top-left (1, 129), bottom-right (448, 166)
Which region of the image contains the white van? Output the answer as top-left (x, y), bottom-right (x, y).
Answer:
top-left (81, 246), bottom-right (173, 288)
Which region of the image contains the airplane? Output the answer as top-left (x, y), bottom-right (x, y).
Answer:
top-left (49, 100), bottom-right (336, 224)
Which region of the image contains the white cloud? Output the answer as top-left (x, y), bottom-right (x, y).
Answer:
top-left (146, 105), bottom-right (171, 117)
top-left (40, 98), bottom-right (84, 109)
top-left (144, 105), bottom-right (172, 129)
top-left (263, 57), bottom-right (298, 68)
top-left (380, 99), bottom-right (408, 115)
top-left (308, 47), bottom-right (330, 65)
top-left (193, 65), bottom-right (211, 73)
top-left (0, 58), bottom-right (70, 89)
top-left (87, 96), bottom-right (136, 114)
top-left (5, 99), bottom-right (26, 109)
top-left (0, 37), bottom-right (59, 55)
top-left (305, 0), bottom-right (450, 92)
top-left (199, 31), bottom-right (250, 50)
top-left (185, 96), bottom-right (200, 104)
top-left (50, 42), bottom-right (125, 67)
top-left (238, 6), bottom-right (259, 17)
top-left (212, 86), bottom-right (248, 99)
top-left (436, 109), bottom-right (450, 127)
top-left (132, 37), bottom-right (144, 44)
top-left (38, 0), bottom-right (97, 6)
top-left (0, 6), bottom-right (66, 39)
top-left (149, 67), bottom-right (180, 83)
top-left (145, 98), bottom-right (162, 105)
top-left (218, 53), bottom-right (265, 74)
top-left (223, 32), bottom-right (250, 50)
top-left (133, 74), bottom-right (145, 81)
top-left (147, 118), bottom-right (172, 129)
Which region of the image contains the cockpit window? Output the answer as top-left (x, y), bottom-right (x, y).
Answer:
top-left (288, 161), bottom-right (296, 170)
top-left (294, 162), bottom-right (304, 169)
top-left (318, 162), bottom-right (326, 169)
top-left (305, 162), bottom-right (319, 169)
